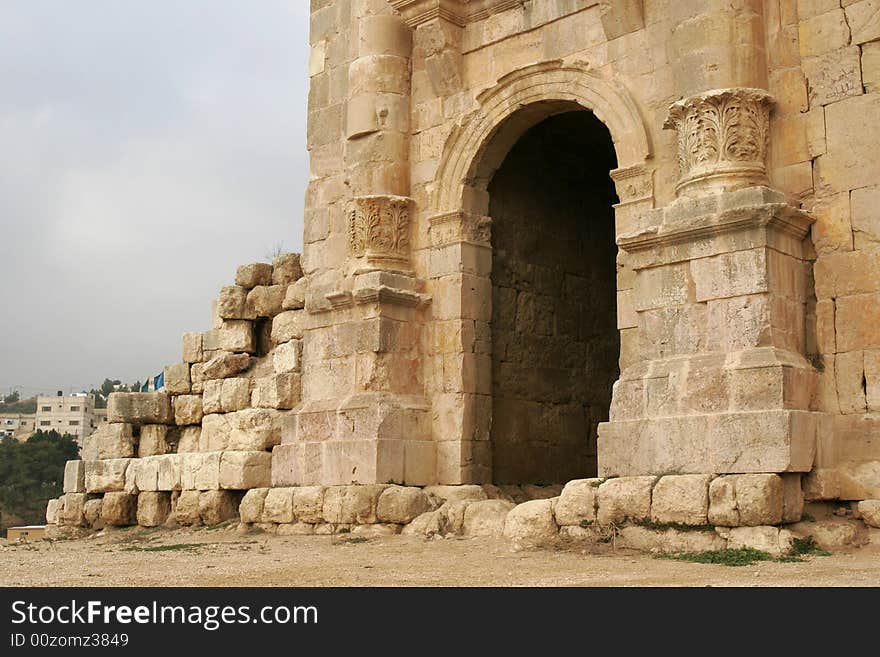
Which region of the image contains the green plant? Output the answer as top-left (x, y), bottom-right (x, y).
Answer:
top-left (656, 548), bottom-right (773, 567)
top-left (789, 535), bottom-right (830, 557)
top-left (122, 543), bottom-right (203, 553)
top-left (800, 512), bottom-right (816, 523)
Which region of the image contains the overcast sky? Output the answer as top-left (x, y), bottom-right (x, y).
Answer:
top-left (0, 1), bottom-right (310, 398)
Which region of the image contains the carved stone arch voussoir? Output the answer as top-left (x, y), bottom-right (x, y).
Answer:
top-left (431, 60), bottom-right (653, 216)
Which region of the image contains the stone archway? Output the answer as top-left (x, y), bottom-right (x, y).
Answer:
top-left (487, 110), bottom-right (620, 484)
top-left (426, 61), bottom-right (654, 485)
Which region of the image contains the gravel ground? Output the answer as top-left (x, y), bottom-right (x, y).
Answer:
top-left (2, 525), bottom-right (879, 587)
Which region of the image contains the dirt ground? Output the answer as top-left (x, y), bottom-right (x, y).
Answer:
top-left (2, 525), bottom-right (879, 587)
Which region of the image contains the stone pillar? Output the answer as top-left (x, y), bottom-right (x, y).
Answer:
top-left (274, 2), bottom-right (436, 487)
top-left (599, 1), bottom-right (824, 479)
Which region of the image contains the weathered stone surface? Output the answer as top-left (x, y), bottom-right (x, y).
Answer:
top-left (424, 485), bottom-right (487, 505)
top-left (203, 408), bottom-right (283, 452)
top-left (617, 526), bottom-right (727, 554)
top-left (45, 498), bottom-right (61, 524)
top-left (173, 395), bottom-right (203, 426)
top-left (857, 500), bottom-right (880, 528)
top-left (63, 460), bottom-right (85, 493)
top-left (203, 378), bottom-right (251, 414)
top-left (84, 459), bottom-right (131, 493)
top-left (273, 340), bottom-right (302, 374)
top-left (271, 311), bottom-right (306, 343)
top-left (100, 492), bottom-right (137, 526)
top-left (219, 451), bottom-right (272, 489)
top-left (503, 499), bottom-right (558, 543)
top-left (724, 526), bottom-right (796, 556)
top-left (246, 285), bottom-right (286, 318)
top-left (137, 491), bottom-right (171, 527)
top-left (251, 374), bottom-right (301, 409)
top-left (82, 423), bottom-right (135, 460)
top-left (553, 478), bottom-right (600, 526)
top-left (201, 352), bottom-right (251, 380)
top-left (650, 474), bottom-right (712, 526)
top-left (402, 509), bottom-right (446, 536)
top-left (83, 498), bottom-right (103, 529)
top-left (788, 518), bottom-right (867, 548)
top-left (199, 490), bottom-right (240, 525)
top-left (277, 522), bottom-right (316, 536)
top-left (803, 468), bottom-right (841, 500)
top-left (171, 490), bottom-right (202, 525)
top-left (708, 474), bottom-right (784, 527)
top-left (218, 320), bottom-right (256, 353)
top-left (107, 393), bottom-right (173, 425)
top-left (350, 523), bottom-right (401, 537)
top-left (781, 474), bottom-right (805, 523)
top-left (235, 262), bottom-right (273, 289)
top-left (239, 488), bottom-right (269, 524)
top-left (461, 499), bottom-right (514, 537)
top-left (272, 253), bottom-right (302, 285)
top-left (282, 278), bottom-right (307, 310)
top-left (376, 486), bottom-right (430, 524)
top-left (163, 362), bottom-right (191, 395)
top-left (597, 476), bottom-right (654, 525)
top-left (157, 454), bottom-right (181, 491)
top-left (182, 332), bottom-right (204, 363)
top-left (293, 486), bottom-right (325, 523)
top-left (262, 487), bottom-right (295, 523)
top-left (59, 493), bottom-right (86, 526)
top-left (177, 426), bottom-right (201, 453)
top-left (138, 425), bottom-right (172, 457)
top-left (439, 500), bottom-right (472, 534)
top-left (322, 485), bottom-right (387, 524)
top-left (217, 286), bottom-right (253, 320)
top-left (181, 452), bottom-right (221, 490)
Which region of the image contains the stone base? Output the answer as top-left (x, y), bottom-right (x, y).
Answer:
top-left (598, 409), bottom-right (821, 476)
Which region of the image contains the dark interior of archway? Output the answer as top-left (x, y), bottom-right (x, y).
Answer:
top-left (488, 110), bottom-right (619, 485)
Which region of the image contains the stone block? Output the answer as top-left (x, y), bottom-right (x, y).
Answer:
top-left (858, 500), bottom-right (880, 528)
top-left (133, 456), bottom-right (160, 492)
top-left (157, 454), bottom-right (181, 491)
top-left (173, 395), bottom-right (204, 426)
top-left (282, 278), bottom-right (307, 310)
top-left (851, 186), bottom-right (880, 248)
top-left (100, 492), bottom-right (137, 526)
top-left (836, 294), bottom-right (880, 352)
top-left (177, 426), bottom-right (201, 453)
top-left (271, 311), bottom-right (306, 343)
top-left (218, 320), bottom-right (256, 353)
top-left (107, 393), bottom-right (173, 425)
top-left (171, 490), bottom-right (202, 525)
top-left (251, 374), bottom-right (301, 409)
top-left (273, 340), bottom-right (302, 374)
top-left (272, 253), bottom-right (303, 285)
top-left (262, 487), bottom-right (296, 523)
top-left (182, 331), bottom-right (204, 363)
top-left (650, 474), bottom-right (712, 526)
top-left (137, 491), bottom-right (171, 527)
top-left (59, 492), bottom-right (86, 526)
top-left (235, 262), bottom-right (273, 289)
top-left (82, 423), bottom-right (135, 460)
top-left (201, 352), bottom-right (251, 380)
top-left (239, 488), bottom-right (269, 523)
top-left (63, 460), bottom-right (85, 493)
top-left (203, 378), bottom-right (251, 414)
top-left (376, 486), bottom-right (430, 524)
top-left (503, 499), bottom-right (558, 543)
top-left (291, 486), bottom-right (324, 523)
top-left (553, 478), bottom-right (600, 526)
top-left (83, 499), bottom-right (103, 529)
top-left (423, 485), bottom-right (487, 505)
top-left (246, 285), bottom-right (286, 318)
top-left (597, 476), bottom-right (654, 525)
top-left (724, 526), bottom-right (796, 556)
top-left (617, 526), bottom-right (727, 553)
top-left (217, 285), bottom-right (253, 319)
top-left (199, 490), bottom-right (240, 526)
top-left (138, 424), bottom-right (172, 457)
top-left (163, 362), bottom-right (191, 395)
top-left (322, 485), bottom-right (387, 524)
top-left (781, 474), bottom-right (805, 523)
top-left (84, 459), bottom-right (131, 493)
top-left (219, 451), bottom-right (272, 489)
top-left (708, 474), bottom-right (783, 527)
top-left (461, 499), bottom-right (515, 537)
top-left (803, 468), bottom-right (840, 500)
top-left (190, 363), bottom-right (207, 394)
top-left (45, 498), bottom-right (60, 524)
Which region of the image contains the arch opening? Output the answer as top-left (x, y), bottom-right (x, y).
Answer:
top-left (487, 110), bottom-right (620, 485)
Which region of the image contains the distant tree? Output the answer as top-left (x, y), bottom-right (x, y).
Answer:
top-left (265, 241), bottom-right (287, 260)
top-left (3, 391), bottom-right (20, 404)
top-left (0, 430), bottom-right (79, 526)
top-left (0, 397), bottom-right (37, 414)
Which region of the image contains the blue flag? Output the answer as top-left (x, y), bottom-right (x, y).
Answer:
top-left (153, 372), bottom-right (165, 391)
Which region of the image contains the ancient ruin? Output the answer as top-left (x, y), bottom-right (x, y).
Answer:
top-left (46, 0), bottom-right (880, 551)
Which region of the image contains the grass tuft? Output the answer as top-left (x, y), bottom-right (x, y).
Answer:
top-left (123, 543), bottom-right (203, 553)
top-left (656, 548), bottom-right (773, 567)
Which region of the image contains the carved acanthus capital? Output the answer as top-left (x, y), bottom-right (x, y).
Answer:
top-left (664, 88), bottom-right (774, 196)
top-left (348, 195), bottom-right (414, 272)
top-left (428, 211), bottom-right (492, 247)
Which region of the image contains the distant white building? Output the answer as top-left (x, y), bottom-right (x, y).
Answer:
top-left (0, 413), bottom-right (36, 441)
top-left (34, 392), bottom-right (103, 445)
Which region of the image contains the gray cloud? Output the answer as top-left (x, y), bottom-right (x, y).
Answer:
top-left (0, 1), bottom-right (310, 397)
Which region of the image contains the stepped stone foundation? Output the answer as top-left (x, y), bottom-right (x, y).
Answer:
top-left (48, 0), bottom-right (880, 553)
